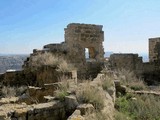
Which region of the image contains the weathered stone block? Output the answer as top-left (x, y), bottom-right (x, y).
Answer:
top-left (65, 95), bottom-right (79, 111)
top-left (77, 104), bottom-right (95, 115)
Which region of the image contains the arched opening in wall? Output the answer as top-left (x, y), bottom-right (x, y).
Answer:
top-left (85, 47), bottom-right (96, 61)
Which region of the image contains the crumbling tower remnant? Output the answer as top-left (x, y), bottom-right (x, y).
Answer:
top-left (64, 23), bottom-right (104, 70)
top-left (149, 37), bottom-right (160, 62)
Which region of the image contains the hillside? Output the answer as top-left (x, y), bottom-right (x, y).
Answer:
top-left (0, 55), bottom-right (28, 73)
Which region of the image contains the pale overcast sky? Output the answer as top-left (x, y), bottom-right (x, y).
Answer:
top-left (0, 0), bottom-right (160, 54)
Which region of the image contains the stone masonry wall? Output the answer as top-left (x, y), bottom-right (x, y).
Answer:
top-left (149, 37), bottom-right (160, 62)
top-left (64, 23), bottom-right (104, 71)
top-left (109, 53), bottom-right (160, 84)
top-left (0, 101), bottom-right (66, 120)
top-left (109, 54), bottom-right (143, 73)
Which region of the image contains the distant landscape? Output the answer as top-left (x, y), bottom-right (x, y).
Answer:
top-left (0, 54), bottom-right (28, 73)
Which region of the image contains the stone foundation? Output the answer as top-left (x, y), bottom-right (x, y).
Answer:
top-left (0, 101), bottom-right (66, 120)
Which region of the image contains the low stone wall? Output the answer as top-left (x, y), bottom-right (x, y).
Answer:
top-left (0, 70), bottom-right (36, 86)
top-left (0, 101), bottom-right (66, 120)
top-left (109, 53), bottom-right (160, 84)
top-left (0, 65), bottom-right (73, 87)
top-left (109, 53), bottom-right (143, 71)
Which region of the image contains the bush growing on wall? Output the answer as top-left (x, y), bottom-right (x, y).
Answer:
top-left (30, 52), bottom-right (75, 72)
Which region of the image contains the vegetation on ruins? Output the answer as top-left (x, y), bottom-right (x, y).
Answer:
top-left (1, 86), bottom-right (27, 98)
top-left (76, 81), bottom-right (104, 110)
top-left (55, 86), bottom-right (69, 102)
top-left (85, 111), bottom-right (109, 120)
top-left (114, 69), bottom-right (160, 120)
top-left (115, 94), bottom-right (160, 120)
top-left (30, 52), bottom-right (75, 72)
top-left (2, 86), bottom-right (17, 98)
top-left (117, 69), bottom-right (146, 91)
top-left (55, 78), bottom-right (70, 102)
top-left (101, 75), bottom-right (114, 91)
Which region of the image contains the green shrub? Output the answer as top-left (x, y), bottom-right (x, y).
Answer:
top-left (130, 85), bottom-right (144, 91)
top-left (115, 94), bottom-right (160, 120)
top-left (114, 111), bottom-right (131, 120)
top-left (55, 90), bottom-right (69, 102)
top-left (128, 95), bottom-right (160, 120)
top-left (55, 80), bottom-right (69, 102)
top-left (115, 96), bottom-right (130, 113)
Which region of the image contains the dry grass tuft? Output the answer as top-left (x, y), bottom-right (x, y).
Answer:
top-left (117, 69), bottom-right (146, 90)
top-left (2, 86), bottom-right (16, 98)
top-left (31, 52), bottom-right (59, 67)
top-left (101, 75), bottom-right (114, 91)
top-left (30, 52), bottom-right (75, 72)
top-left (56, 61), bottom-right (75, 73)
top-left (1, 86), bottom-right (27, 98)
top-left (54, 78), bottom-right (70, 101)
top-left (76, 82), bottom-right (104, 110)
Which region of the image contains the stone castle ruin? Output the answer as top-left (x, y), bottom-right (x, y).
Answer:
top-left (1, 23), bottom-right (160, 85)
top-left (24, 23), bottom-right (105, 78)
top-left (22, 23), bottom-right (160, 84)
top-left (0, 23), bottom-right (106, 88)
top-left (0, 23), bottom-right (107, 119)
top-left (0, 23), bottom-right (160, 119)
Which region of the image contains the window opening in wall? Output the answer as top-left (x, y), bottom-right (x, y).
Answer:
top-left (85, 48), bottom-right (89, 59)
top-left (85, 47), bottom-right (96, 61)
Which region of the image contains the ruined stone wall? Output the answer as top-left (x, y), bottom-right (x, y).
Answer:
top-left (0, 101), bottom-right (66, 120)
top-left (0, 66), bottom-right (73, 87)
top-left (149, 37), bottom-right (160, 62)
top-left (23, 23), bottom-right (105, 76)
top-left (64, 23), bottom-right (104, 71)
top-left (43, 42), bottom-right (67, 52)
top-left (109, 54), bottom-right (143, 72)
top-left (143, 62), bottom-right (155, 73)
top-left (109, 53), bottom-right (160, 84)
